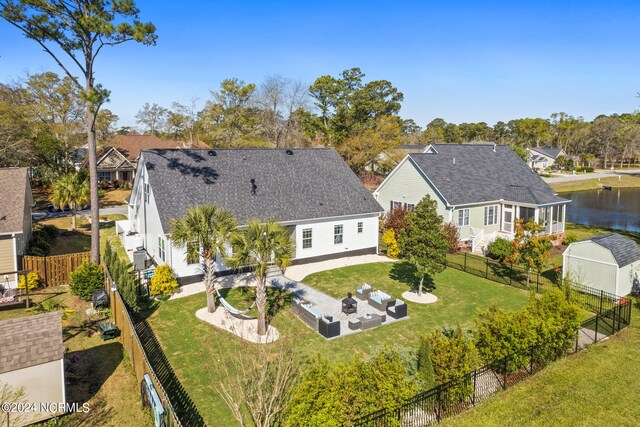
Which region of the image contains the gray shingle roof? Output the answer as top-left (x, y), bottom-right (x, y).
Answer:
top-left (585, 233), bottom-right (640, 267)
top-left (0, 168), bottom-right (29, 234)
top-left (0, 312), bottom-right (63, 374)
top-left (531, 146), bottom-right (562, 159)
top-left (143, 148), bottom-right (383, 232)
top-left (408, 144), bottom-right (567, 206)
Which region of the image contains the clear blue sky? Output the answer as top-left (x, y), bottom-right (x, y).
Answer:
top-left (1, 0), bottom-right (639, 128)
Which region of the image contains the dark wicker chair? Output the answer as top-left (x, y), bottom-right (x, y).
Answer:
top-left (319, 316), bottom-right (341, 338)
top-left (386, 299), bottom-right (408, 319)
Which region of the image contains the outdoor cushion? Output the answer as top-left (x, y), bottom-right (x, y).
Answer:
top-left (369, 291), bottom-right (391, 303)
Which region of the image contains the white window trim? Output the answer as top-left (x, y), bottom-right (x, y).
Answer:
top-left (334, 224), bottom-right (344, 245)
top-left (458, 209), bottom-right (469, 226)
top-left (302, 228), bottom-right (312, 249)
top-left (484, 205), bottom-right (498, 226)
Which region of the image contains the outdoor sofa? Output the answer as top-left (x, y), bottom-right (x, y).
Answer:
top-left (368, 290), bottom-right (393, 311)
top-left (292, 299), bottom-right (322, 331)
top-left (386, 299), bottom-right (408, 319)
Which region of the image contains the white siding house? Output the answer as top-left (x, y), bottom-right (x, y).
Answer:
top-left (374, 144), bottom-right (569, 253)
top-left (563, 233), bottom-right (640, 296)
top-left (121, 148), bottom-right (383, 282)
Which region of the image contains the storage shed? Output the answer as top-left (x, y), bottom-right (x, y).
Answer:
top-left (0, 312), bottom-right (65, 425)
top-left (563, 233), bottom-right (640, 296)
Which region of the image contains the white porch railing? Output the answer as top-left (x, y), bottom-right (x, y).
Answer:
top-left (470, 228), bottom-right (484, 253)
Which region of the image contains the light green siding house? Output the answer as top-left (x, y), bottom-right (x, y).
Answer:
top-left (374, 144), bottom-right (569, 253)
top-left (563, 233), bottom-right (640, 296)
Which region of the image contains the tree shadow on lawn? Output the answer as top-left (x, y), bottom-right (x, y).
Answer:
top-left (389, 261), bottom-right (436, 292)
top-left (65, 341), bottom-right (123, 407)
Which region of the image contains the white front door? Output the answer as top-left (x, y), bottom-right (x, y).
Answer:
top-left (503, 204), bottom-right (513, 233)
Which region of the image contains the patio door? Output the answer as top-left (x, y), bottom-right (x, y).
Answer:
top-left (503, 205), bottom-right (513, 233)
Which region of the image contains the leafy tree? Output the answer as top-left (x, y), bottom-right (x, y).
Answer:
top-left (487, 237), bottom-right (515, 262)
top-left (508, 219), bottom-right (553, 286)
top-left (397, 196), bottom-right (449, 295)
top-left (227, 219), bottom-right (293, 336)
top-left (1, 0), bottom-right (157, 263)
top-left (284, 347), bottom-right (417, 427)
top-left (170, 205), bottom-right (237, 313)
top-left (135, 102), bottom-right (168, 135)
top-left (49, 171), bottom-right (90, 230)
top-left (510, 144), bottom-right (530, 163)
top-left (383, 206), bottom-right (408, 236)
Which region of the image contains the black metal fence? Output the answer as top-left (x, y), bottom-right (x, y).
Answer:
top-left (445, 253), bottom-right (623, 315)
top-left (352, 279), bottom-right (632, 427)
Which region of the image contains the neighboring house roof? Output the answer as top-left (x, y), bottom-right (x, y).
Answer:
top-left (405, 144), bottom-right (567, 206)
top-left (0, 312), bottom-right (63, 374)
top-left (113, 135), bottom-right (209, 162)
top-left (531, 154), bottom-right (547, 163)
top-left (142, 148), bottom-right (383, 232)
top-left (0, 167), bottom-right (30, 234)
top-left (581, 233), bottom-right (640, 268)
top-left (530, 146), bottom-right (563, 159)
top-left (96, 147), bottom-right (135, 171)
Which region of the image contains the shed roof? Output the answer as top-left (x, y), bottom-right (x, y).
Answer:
top-left (582, 233), bottom-right (640, 267)
top-left (406, 144), bottom-right (567, 206)
top-left (142, 148), bottom-right (383, 232)
top-left (0, 168), bottom-right (30, 234)
top-left (0, 312), bottom-right (63, 374)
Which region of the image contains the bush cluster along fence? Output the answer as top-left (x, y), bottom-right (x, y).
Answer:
top-left (22, 252), bottom-right (90, 287)
top-left (102, 265), bottom-right (185, 427)
top-left (353, 260), bottom-right (633, 427)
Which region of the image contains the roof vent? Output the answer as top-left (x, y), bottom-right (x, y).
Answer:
top-left (493, 143), bottom-right (497, 153)
top-left (208, 150), bottom-right (217, 156)
top-left (285, 149), bottom-right (294, 155)
top-left (250, 178), bottom-right (257, 195)
top-left (453, 157), bottom-right (456, 165)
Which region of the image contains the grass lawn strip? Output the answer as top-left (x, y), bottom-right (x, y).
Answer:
top-left (549, 174), bottom-right (640, 192)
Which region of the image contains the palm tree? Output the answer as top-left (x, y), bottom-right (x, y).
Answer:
top-left (227, 219), bottom-right (294, 336)
top-left (170, 205), bottom-right (237, 313)
top-left (50, 172), bottom-right (90, 230)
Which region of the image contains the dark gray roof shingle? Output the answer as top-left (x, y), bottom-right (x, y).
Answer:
top-left (0, 312), bottom-right (63, 374)
top-left (408, 144), bottom-right (567, 206)
top-left (584, 233), bottom-right (640, 267)
top-left (531, 146), bottom-right (563, 158)
top-left (0, 168), bottom-right (29, 234)
top-left (143, 148), bottom-right (383, 232)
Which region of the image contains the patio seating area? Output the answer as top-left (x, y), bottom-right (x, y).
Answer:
top-left (289, 280), bottom-right (408, 339)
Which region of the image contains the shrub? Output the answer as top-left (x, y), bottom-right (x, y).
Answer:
top-left (38, 224), bottom-right (59, 240)
top-left (426, 325), bottom-right (480, 403)
top-left (383, 207), bottom-right (408, 236)
top-left (69, 261), bottom-right (104, 300)
top-left (416, 336), bottom-right (435, 389)
top-left (382, 229), bottom-right (400, 259)
top-left (32, 298), bottom-right (71, 319)
top-left (284, 348), bottom-right (417, 427)
top-left (18, 271), bottom-right (40, 290)
top-left (562, 232), bottom-right (578, 245)
top-left (441, 222), bottom-right (460, 254)
top-left (150, 265), bottom-right (179, 297)
top-left (27, 232), bottom-right (51, 256)
top-left (487, 237), bottom-right (515, 262)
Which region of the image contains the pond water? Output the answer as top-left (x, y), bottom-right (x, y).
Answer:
top-left (560, 188), bottom-right (640, 232)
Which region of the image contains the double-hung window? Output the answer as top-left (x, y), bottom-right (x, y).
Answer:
top-left (458, 209), bottom-right (469, 226)
top-left (390, 201), bottom-right (402, 211)
top-left (158, 237), bottom-right (166, 261)
top-left (144, 182), bottom-right (150, 203)
top-left (484, 205), bottom-right (498, 226)
top-left (334, 225), bottom-right (343, 244)
top-left (404, 203), bottom-right (415, 211)
top-left (302, 228), bottom-right (312, 249)
top-left (357, 222), bottom-right (364, 233)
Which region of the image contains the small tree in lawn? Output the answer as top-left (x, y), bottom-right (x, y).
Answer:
top-left (398, 195), bottom-right (449, 295)
top-left (50, 171), bottom-right (90, 230)
top-left (170, 205), bottom-right (237, 313)
top-left (508, 218), bottom-right (553, 287)
top-left (227, 219), bottom-right (294, 336)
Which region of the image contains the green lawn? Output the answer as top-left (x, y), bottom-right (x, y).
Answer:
top-left (146, 262), bottom-right (530, 425)
top-left (37, 214), bottom-right (127, 256)
top-left (444, 305), bottom-right (640, 427)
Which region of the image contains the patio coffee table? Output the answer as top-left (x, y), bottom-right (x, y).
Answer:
top-left (358, 313), bottom-right (384, 330)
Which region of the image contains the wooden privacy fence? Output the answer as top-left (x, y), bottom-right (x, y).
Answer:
top-left (22, 252), bottom-right (90, 286)
top-left (102, 265), bottom-right (196, 427)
